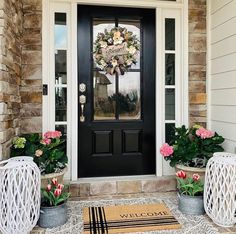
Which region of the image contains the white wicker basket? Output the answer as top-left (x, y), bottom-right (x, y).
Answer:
top-left (204, 152), bottom-right (236, 227)
top-left (0, 157), bottom-right (41, 234)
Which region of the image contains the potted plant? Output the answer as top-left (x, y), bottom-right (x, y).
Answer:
top-left (160, 125), bottom-right (224, 177)
top-left (38, 178), bottom-right (70, 228)
top-left (10, 131), bottom-right (68, 187)
top-left (176, 170), bottom-right (205, 215)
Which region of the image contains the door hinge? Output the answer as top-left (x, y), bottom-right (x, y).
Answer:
top-left (43, 84), bottom-right (48, 95)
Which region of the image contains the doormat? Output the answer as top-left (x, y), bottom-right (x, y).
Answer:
top-left (83, 203), bottom-right (181, 233)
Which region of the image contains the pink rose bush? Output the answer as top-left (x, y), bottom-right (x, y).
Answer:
top-left (160, 125), bottom-right (224, 167)
top-left (41, 178), bottom-right (70, 207)
top-left (176, 171), bottom-right (203, 196)
top-left (11, 130), bottom-right (68, 174)
top-left (44, 131), bottom-right (62, 139)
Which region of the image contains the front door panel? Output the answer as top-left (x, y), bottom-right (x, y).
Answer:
top-left (78, 5), bottom-right (155, 177)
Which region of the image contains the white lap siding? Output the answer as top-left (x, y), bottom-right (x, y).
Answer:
top-left (209, 0), bottom-right (236, 153)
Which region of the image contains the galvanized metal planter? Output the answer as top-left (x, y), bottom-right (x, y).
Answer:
top-left (38, 203), bottom-right (68, 228)
top-left (178, 193), bottom-right (205, 215)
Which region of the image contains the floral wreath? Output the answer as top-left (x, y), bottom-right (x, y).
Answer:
top-left (93, 26), bottom-right (140, 75)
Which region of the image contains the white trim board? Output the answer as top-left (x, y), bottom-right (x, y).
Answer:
top-left (42, 0), bottom-right (188, 181)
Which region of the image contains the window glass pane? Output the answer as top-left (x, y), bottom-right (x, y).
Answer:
top-left (165, 123), bottom-right (175, 143)
top-left (55, 125), bottom-right (67, 136)
top-left (165, 54), bottom-right (175, 85)
top-left (55, 50), bottom-right (67, 84)
top-left (119, 72), bottom-right (141, 120)
top-left (165, 89), bottom-right (175, 120)
top-left (55, 87), bottom-right (67, 121)
top-left (93, 19), bottom-right (115, 69)
top-left (165, 18), bottom-right (175, 50)
top-left (119, 19), bottom-right (141, 69)
top-left (55, 13), bottom-right (67, 49)
top-left (94, 71), bottom-right (116, 120)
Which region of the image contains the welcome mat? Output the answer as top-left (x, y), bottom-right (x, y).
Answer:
top-left (83, 203), bottom-right (181, 233)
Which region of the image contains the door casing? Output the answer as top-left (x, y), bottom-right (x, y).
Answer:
top-left (42, 0), bottom-right (188, 180)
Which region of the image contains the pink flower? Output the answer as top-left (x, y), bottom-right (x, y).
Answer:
top-left (160, 143), bottom-right (174, 157)
top-left (196, 127), bottom-right (215, 139)
top-left (51, 178), bottom-right (58, 186)
top-left (46, 184), bottom-right (51, 192)
top-left (57, 184), bottom-right (64, 190)
top-left (176, 170), bottom-right (186, 179)
top-left (44, 131), bottom-right (62, 139)
top-left (41, 138), bottom-right (51, 145)
top-left (193, 174), bottom-right (200, 181)
top-left (54, 188), bottom-right (62, 197)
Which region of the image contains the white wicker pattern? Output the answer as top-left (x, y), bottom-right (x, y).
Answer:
top-left (0, 156), bottom-right (41, 234)
top-left (204, 152), bottom-right (236, 227)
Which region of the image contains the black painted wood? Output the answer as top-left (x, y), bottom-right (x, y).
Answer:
top-left (78, 5), bottom-right (156, 177)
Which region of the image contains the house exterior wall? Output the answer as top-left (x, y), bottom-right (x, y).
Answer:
top-left (0, 0), bottom-right (207, 160)
top-left (189, 0), bottom-right (207, 126)
top-left (209, 0), bottom-right (236, 153)
top-left (21, 0), bottom-right (42, 134)
top-left (0, 0), bottom-right (22, 160)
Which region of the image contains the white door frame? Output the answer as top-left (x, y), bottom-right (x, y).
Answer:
top-left (42, 0), bottom-right (189, 181)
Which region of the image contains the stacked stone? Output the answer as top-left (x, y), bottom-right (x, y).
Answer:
top-left (189, 0), bottom-right (207, 127)
top-left (0, 0), bottom-right (23, 160)
top-left (21, 0), bottom-right (42, 134)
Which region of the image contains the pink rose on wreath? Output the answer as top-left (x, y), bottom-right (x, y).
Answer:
top-left (160, 143), bottom-right (174, 157)
top-left (44, 131), bottom-right (62, 139)
top-left (196, 127), bottom-right (215, 139)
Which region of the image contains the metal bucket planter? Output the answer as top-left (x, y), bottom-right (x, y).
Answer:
top-left (178, 193), bottom-right (205, 215)
top-left (38, 203), bottom-right (68, 228)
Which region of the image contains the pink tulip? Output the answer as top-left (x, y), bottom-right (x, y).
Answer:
top-left (160, 143), bottom-right (174, 157)
top-left (193, 174), bottom-right (200, 181)
top-left (51, 178), bottom-right (58, 186)
top-left (196, 127), bottom-right (215, 139)
top-left (54, 188), bottom-right (62, 197)
top-left (57, 184), bottom-right (64, 190)
top-left (176, 170), bottom-right (186, 179)
top-left (46, 184), bottom-right (51, 192)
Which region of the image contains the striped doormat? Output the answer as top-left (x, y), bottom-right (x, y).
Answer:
top-left (83, 203), bottom-right (181, 233)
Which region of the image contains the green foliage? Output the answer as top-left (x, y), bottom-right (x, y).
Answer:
top-left (41, 179), bottom-right (70, 207)
top-left (165, 125), bottom-right (225, 167)
top-left (177, 177), bottom-right (204, 196)
top-left (10, 132), bottom-right (68, 174)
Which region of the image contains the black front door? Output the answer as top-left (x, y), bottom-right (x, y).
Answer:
top-left (78, 5), bottom-right (155, 177)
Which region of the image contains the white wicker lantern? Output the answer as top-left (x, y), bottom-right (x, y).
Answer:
top-left (204, 152), bottom-right (236, 227)
top-left (0, 157), bottom-right (41, 234)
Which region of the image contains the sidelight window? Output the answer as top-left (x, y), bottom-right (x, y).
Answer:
top-left (165, 18), bottom-right (176, 142)
top-left (54, 13), bottom-right (68, 135)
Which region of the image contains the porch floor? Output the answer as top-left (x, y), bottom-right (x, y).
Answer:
top-left (31, 192), bottom-right (235, 234)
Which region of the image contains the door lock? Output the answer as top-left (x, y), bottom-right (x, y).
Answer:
top-left (80, 95), bottom-right (86, 122)
top-left (79, 83), bottom-right (86, 93)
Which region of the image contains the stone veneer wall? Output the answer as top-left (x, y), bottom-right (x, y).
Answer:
top-left (188, 0), bottom-right (207, 126)
top-left (0, 0), bottom-right (23, 160)
top-left (20, 0), bottom-right (42, 134)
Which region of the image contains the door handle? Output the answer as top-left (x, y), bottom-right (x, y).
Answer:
top-left (80, 95), bottom-right (86, 122)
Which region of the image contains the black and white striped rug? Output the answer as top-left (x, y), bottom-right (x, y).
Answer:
top-left (83, 203), bottom-right (181, 233)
